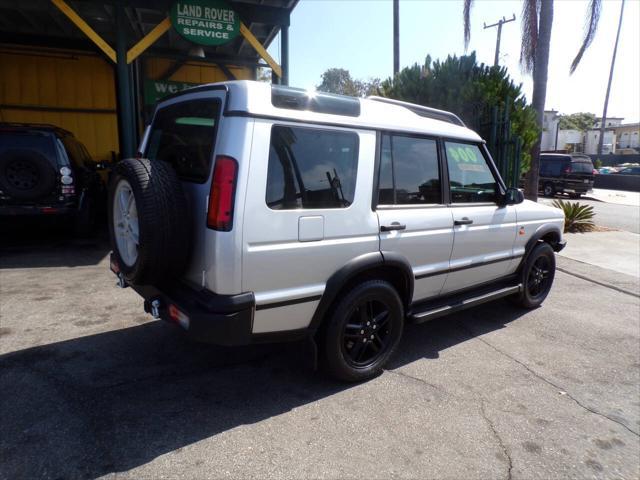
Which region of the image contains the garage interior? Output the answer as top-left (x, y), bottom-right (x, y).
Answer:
top-left (0, 0), bottom-right (297, 161)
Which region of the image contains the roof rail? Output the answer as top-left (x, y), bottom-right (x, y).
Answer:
top-left (366, 96), bottom-right (466, 127)
top-left (0, 122), bottom-right (73, 136)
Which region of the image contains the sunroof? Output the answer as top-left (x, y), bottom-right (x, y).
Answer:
top-left (271, 85), bottom-right (360, 117)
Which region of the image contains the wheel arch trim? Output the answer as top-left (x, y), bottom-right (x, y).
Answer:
top-left (308, 251), bottom-right (414, 333)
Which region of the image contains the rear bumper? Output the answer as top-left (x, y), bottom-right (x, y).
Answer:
top-left (0, 204), bottom-right (75, 216)
top-left (111, 254), bottom-right (255, 346)
top-left (135, 282), bottom-right (255, 347)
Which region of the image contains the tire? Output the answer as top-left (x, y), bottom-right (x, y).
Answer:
top-left (542, 182), bottom-right (555, 197)
top-left (108, 158), bottom-right (190, 285)
top-left (320, 280), bottom-right (404, 382)
top-left (0, 149), bottom-right (56, 200)
top-left (511, 243), bottom-right (556, 309)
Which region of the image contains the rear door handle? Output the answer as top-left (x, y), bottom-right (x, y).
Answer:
top-left (454, 218), bottom-right (473, 226)
top-left (380, 222), bottom-right (406, 232)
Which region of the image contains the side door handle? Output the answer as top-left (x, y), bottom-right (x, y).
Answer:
top-left (380, 222), bottom-right (406, 232)
top-left (454, 217), bottom-right (473, 226)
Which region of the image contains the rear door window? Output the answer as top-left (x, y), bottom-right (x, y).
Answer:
top-left (377, 134), bottom-right (441, 205)
top-left (145, 98), bottom-right (220, 182)
top-left (266, 125), bottom-right (359, 209)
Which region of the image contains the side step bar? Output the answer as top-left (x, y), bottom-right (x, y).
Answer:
top-left (409, 284), bottom-right (522, 324)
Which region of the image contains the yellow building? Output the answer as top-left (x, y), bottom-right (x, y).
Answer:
top-left (0, 0), bottom-right (295, 161)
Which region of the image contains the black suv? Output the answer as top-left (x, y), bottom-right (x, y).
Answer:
top-left (539, 153), bottom-right (595, 198)
top-left (0, 123), bottom-right (105, 234)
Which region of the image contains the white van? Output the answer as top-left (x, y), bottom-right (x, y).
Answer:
top-left (108, 81), bottom-right (565, 381)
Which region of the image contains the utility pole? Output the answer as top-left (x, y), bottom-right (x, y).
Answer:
top-left (393, 0), bottom-right (399, 75)
top-left (483, 14), bottom-right (516, 66)
top-left (598, 0), bottom-right (625, 157)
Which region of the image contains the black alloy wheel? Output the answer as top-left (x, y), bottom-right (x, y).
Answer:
top-left (511, 242), bottom-right (556, 308)
top-left (342, 299), bottom-right (393, 368)
top-left (6, 160), bottom-right (39, 191)
top-left (527, 255), bottom-right (552, 298)
top-left (321, 279), bottom-right (404, 382)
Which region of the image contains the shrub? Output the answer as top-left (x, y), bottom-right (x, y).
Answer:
top-left (552, 199), bottom-right (595, 233)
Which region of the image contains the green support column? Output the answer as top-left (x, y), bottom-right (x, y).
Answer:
top-left (115, 4), bottom-right (136, 158)
top-left (281, 24), bottom-right (289, 86)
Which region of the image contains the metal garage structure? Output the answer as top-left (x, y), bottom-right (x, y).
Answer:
top-left (0, 0), bottom-right (296, 161)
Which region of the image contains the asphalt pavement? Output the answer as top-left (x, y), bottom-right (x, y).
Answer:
top-left (1, 234), bottom-right (639, 479)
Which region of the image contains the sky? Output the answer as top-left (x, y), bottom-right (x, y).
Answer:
top-left (267, 0), bottom-right (640, 123)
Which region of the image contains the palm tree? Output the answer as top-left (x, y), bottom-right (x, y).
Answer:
top-left (464, 0), bottom-right (602, 201)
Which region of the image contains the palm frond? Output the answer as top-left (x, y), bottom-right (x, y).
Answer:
top-left (570, 0), bottom-right (602, 74)
top-left (552, 199), bottom-right (596, 233)
top-left (520, 0), bottom-right (540, 73)
top-left (463, 0), bottom-right (473, 50)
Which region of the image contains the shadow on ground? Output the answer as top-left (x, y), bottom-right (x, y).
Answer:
top-left (0, 217), bottom-right (109, 269)
top-left (0, 301), bottom-right (528, 479)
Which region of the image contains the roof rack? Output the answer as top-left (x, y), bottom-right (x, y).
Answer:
top-left (366, 96), bottom-right (466, 127)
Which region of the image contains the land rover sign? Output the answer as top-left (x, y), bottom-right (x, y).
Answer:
top-left (170, 0), bottom-right (240, 46)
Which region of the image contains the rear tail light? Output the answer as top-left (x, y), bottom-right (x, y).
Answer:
top-left (207, 155), bottom-right (238, 231)
top-left (168, 304), bottom-right (190, 329)
top-left (563, 166), bottom-right (572, 174)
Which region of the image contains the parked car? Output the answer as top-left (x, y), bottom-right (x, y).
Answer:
top-left (108, 81), bottom-right (565, 381)
top-left (0, 123), bottom-right (105, 234)
top-left (538, 153), bottom-right (595, 198)
top-left (598, 166), bottom-right (618, 174)
top-left (614, 166), bottom-right (640, 175)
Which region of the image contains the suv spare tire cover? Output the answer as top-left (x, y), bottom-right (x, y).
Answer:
top-left (0, 149), bottom-right (57, 200)
top-left (108, 158), bottom-right (191, 285)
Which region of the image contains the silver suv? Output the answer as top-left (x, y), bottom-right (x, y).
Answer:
top-left (108, 81), bottom-right (565, 381)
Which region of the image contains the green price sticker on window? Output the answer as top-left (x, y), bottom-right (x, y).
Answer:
top-left (448, 145), bottom-right (480, 163)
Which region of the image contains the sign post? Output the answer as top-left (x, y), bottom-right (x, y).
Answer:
top-left (170, 0), bottom-right (240, 46)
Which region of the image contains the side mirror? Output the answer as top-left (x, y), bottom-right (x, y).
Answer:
top-left (503, 187), bottom-right (525, 205)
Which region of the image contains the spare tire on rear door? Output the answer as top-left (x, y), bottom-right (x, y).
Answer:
top-left (108, 158), bottom-right (191, 285)
top-left (0, 149), bottom-right (57, 201)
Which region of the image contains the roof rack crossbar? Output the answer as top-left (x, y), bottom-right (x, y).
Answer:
top-left (366, 96), bottom-right (466, 127)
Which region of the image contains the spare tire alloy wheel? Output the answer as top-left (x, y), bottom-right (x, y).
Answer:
top-left (108, 158), bottom-right (191, 286)
top-left (113, 179), bottom-right (139, 267)
top-left (0, 150), bottom-right (57, 200)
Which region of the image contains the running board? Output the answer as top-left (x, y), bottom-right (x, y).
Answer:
top-left (409, 284), bottom-right (522, 324)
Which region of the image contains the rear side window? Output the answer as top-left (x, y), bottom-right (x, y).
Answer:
top-left (540, 157), bottom-right (567, 176)
top-left (571, 160), bottom-right (594, 173)
top-left (145, 98), bottom-right (220, 182)
top-left (266, 125), bottom-right (359, 209)
top-left (377, 134), bottom-right (441, 205)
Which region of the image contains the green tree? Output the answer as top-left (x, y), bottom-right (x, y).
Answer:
top-left (317, 68), bottom-right (381, 97)
top-left (558, 112), bottom-right (597, 132)
top-left (380, 52), bottom-right (539, 174)
top-left (464, 0), bottom-right (602, 200)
